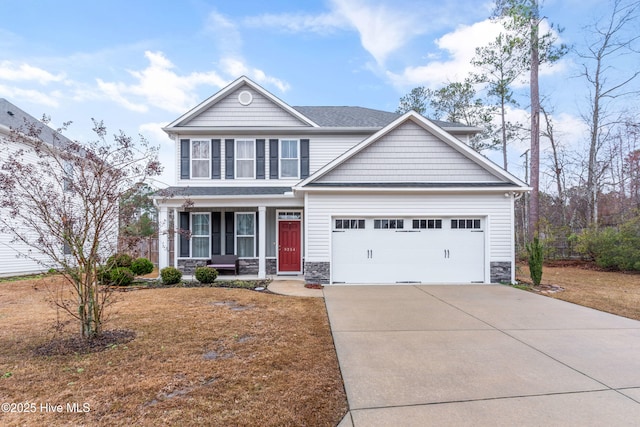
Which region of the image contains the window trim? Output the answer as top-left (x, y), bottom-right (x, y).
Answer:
top-left (235, 139), bottom-right (256, 179)
top-left (191, 212), bottom-right (211, 258)
top-left (279, 139), bottom-right (300, 179)
top-left (235, 212), bottom-right (256, 258)
top-left (190, 139), bottom-right (211, 179)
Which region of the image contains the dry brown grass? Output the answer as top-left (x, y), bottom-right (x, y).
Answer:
top-left (517, 261), bottom-right (640, 321)
top-left (0, 277), bottom-right (347, 426)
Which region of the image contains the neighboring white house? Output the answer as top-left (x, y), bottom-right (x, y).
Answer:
top-left (155, 76), bottom-right (530, 284)
top-left (0, 99), bottom-right (74, 276)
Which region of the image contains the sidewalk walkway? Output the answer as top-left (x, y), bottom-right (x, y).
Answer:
top-left (267, 278), bottom-right (323, 297)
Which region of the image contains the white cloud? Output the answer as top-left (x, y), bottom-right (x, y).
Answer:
top-left (330, 0), bottom-right (428, 65)
top-left (219, 58), bottom-right (290, 92)
top-left (244, 12), bottom-right (346, 34)
top-left (244, 0), bottom-right (428, 66)
top-left (387, 19), bottom-right (503, 88)
top-left (0, 84), bottom-right (60, 107)
top-left (206, 10), bottom-right (242, 54)
top-left (139, 122), bottom-right (171, 145)
top-left (96, 51), bottom-right (227, 113)
top-left (0, 61), bottom-right (66, 84)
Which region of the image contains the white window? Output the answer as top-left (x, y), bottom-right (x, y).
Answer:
top-left (236, 139), bottom-right (255, 179)
top-left (236, 213), bottom-right (255, 257)
top-left (280, 139), bottom-right (299, 178)
top-left (191, 140), bottom-right (210, 179)
top-left (62, 160), bottom-right (74, 192)
top-left (191, 213), bottom-right (210, 258)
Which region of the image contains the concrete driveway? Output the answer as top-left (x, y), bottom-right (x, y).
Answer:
top-left (323, 285), bottom-right (640, 426)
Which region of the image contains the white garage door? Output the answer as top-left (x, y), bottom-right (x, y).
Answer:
top-left (331, 217), bottom-right (485, 284)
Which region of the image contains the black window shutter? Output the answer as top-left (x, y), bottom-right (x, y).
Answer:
top-left (256, 139), bottom-right (265, 179)
top-left (180, 139), bottom-right (190, 180)
top-left (211, 139), bottom-right (221, 179)
top-left (300, 139), bottom-right (310, 178)
top-left (225, 212), bottom-right (235, 255)
top-left (269, 139), bottom-right (279, 179)
top-left (179, 212), bottom-right (190, 257)
top-left (211, 212), bottom-right (221, 256)
top-left (225, 139), bottom-right (235, 179)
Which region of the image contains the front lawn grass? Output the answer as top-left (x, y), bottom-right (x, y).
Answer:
top-left (0, 276), bottom-right (347, 426)
top-left (516, 261), bottom-right (640, 321)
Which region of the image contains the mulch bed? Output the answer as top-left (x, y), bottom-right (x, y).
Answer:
top-left (33, 329), bottom-right (136, 356)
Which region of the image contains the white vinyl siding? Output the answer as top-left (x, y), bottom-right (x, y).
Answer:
top-left (309, 135), bottom-right (366, 176)
top-left (184, 87), bottom-right (309, 127)
top-left (280, 139), bottom-right (299, 178)
top-left (317, 121), bottom-right (502, 183)
top-left (191, 213), bottom-right (210, 258)
top-left (305, 192), bottom-right (512, 263)
top-left (236, 139), bottom-right (255, 179)
top-left (191, 140), bottom-right (210, 179)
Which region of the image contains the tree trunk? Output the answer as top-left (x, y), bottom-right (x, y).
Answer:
top-left (501, 96), bottom-right (508, 170)
top-left (528, 0), bottom-right (541, 240)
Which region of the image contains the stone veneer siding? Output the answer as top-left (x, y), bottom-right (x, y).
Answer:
top-left (178, 258), bottom-right (277, 276)
top-left (304, 261), bottom-right (330, 284)
top-left (177, 259), bottom-right (209, 275)
top-left (490, 261), bottom-right (512, 283)
top-left (266, 259), bottom-right (277, 275)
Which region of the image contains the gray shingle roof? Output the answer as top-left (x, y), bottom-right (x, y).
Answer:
top-left (156, 186), bottom-right (293, 197)
top-left (0, 98), bottom-right (72, 148)
top-left (292, 106), bottom-right (473, 129)
top-left (304, 182), bottom-right (517, 188)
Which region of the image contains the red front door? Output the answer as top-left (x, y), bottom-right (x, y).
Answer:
top-left (278, 221), bottom-right (301, 272)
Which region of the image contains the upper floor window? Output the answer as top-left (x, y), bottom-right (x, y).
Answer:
top-left (280, 139), bottom-right (299, 178)
top-left (236, 139), bottom-right (255, 179)
top-left (191, 140), bottom-right (210, 179)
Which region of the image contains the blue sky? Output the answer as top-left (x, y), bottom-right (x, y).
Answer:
top-left (1, 0), bottom-right (636, 187)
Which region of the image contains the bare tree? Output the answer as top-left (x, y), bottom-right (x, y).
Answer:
top-left (541, 106), bottom-right (568, 228)
top-left (495, 0), bottom-right (567, 240)
top-left (578, 0), bottom-right (640, 227)
top-left (0, 118), bottom-right (162, 338)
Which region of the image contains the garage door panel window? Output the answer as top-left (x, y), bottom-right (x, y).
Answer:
top-left (374, 219), bottom-right (404, 229)
top-left (451, 219), bottom-right (481, 229)
top-left (413, 219), bottom-right (442, 229)
top-left (335, 219), bottom-right (365, 229)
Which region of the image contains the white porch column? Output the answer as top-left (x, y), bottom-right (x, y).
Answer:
top-left (173, 208), bottom-right (178, 268)
top-left (258, 206), bottom-right (266, 279)
top-left (157, 205), bottom-right (169, 271)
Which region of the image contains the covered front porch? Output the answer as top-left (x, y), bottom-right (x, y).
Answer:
top-left (155, 187), bottom-right (304, 279)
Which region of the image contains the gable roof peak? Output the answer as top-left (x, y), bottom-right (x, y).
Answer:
top-left (164, 76), bottom-right (318, 130)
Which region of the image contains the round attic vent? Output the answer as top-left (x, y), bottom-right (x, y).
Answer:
top-left (238, 90), bottom-right (253, 106)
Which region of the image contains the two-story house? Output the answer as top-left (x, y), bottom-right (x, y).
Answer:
top-left (155, 76), bottom-right (529, 285)
top-left (0, 99), bottom-right (73, 277)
